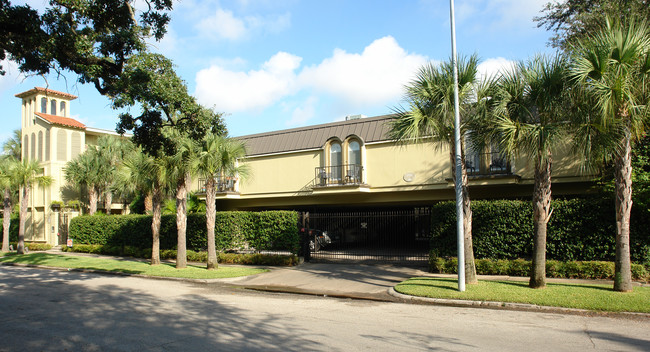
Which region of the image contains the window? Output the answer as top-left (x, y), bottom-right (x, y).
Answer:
top-left (329, 142), bottom-right (342, 181)
top-left (71, 132), bottom-right (81, 159)
top-left (38, 131), bottom-right (43, 161)
top-left (31, 133), bottom-right (36, 161)
top-left (347, 140), bottom-right (362, 183)
top-left (60, 101), bottom-right (66, 116)
top-left (23, 135), bottom-right (29, 161)
top-left (57, 130), bottom-right (67, 161)
top-left (41, 97), bottom-right (47, 113)
top-left (50, 99), bottom-right (57, 115)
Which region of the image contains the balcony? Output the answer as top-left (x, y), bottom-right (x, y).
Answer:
top-left (314, 164), bottom-right (364, 187)
top-left (197, 177), bottom-right (238, 194)
top-left (465, 152), bottom-right (512, 177)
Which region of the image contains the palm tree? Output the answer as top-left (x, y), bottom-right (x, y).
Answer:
top-left (193, 133), bottom-right (249, 270)
top-left (13, 160), bottom-right (52, 254)
top-left (489, 54), bottom-right (570, 288)
top-left (64, 150), bottom-right (103, 215)
top-left (164, 131), bottom-right (196, 269)
top-left (0, 157), bottom-right (18, 252)
top-left (570, 17), bottom-right (650, 292)
top-left (3, 129), bottom-right (21, 160)
top-left (118, 150), bottom-right (168, 265)
top-left (389, 55), bottom-right (489, 284)
top-left (96, 136), bottom-right (133, 214)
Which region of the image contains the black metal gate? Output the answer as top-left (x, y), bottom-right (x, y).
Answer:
top-left (58, 213), bottom-right (68, 245)
top-left (305, 207), bottom-right (431, 263)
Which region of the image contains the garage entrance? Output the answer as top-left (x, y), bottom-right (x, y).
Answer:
top-left (304, 207), bottom-right (431, 264)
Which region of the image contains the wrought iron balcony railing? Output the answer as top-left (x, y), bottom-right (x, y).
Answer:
top-left (465, 152), bottom-right (512, 176)
top-left (197, 177), bottom-right (238, 193)
top-left (315, 164), bottom-right (363, 186)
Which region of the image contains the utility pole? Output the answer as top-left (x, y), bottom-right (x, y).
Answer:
top-left (449, 0), bottom-right (465, 292)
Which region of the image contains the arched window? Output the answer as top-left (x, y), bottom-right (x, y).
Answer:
top-left (50, 99), bottom-right (57, 115)
top-left (41, 97), bottom-right (47, 113)
top-left (38, 131), bottom-right (43, 161)
top-left (31, 132), bottom-right (36, 161)
top-left (45, 130), bottom-right (50, 161)
top-left (23, 135), bottom-right (29, 161)
top-left (60, 101), bottom-right (66, 116)
top-left (329, 141), bottom-right (342, 181)
top-left (348, 140), bottom-right (361, 165)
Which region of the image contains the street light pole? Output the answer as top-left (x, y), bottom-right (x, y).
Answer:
top-left (449, 0), bottom-right (465, 292)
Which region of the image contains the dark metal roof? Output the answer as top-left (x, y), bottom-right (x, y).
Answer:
top-left (239, 114), bottom-right (395, 156)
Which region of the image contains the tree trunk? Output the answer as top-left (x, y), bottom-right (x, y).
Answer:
top-left (206, 177), bottom-right (218, 270)
top-left (88, 187), bottom-right (98, 215)
top-left (530, 153), bottom-right (552, 289)
top-left (144, 192), bottom-right (153, 214)
top-left (104, 190), bottom-right (112, 215)
top-left (449, 147), bottom-right (477, 284)
top-left (151, 185), bottom-right (162, 265)
top-left (176, 173), bottom-right (189, 269)
top-left (460, 154), bottom-right (478, 284)
top-left (17, 186), bottom-right (29, 254)
top-left (614, 126), bottom-right (633, 292)
top-left (2, 187), bottom-right (11, 252)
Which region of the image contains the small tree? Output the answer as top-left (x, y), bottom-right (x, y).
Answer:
top-left (0, 157), bottom-right (18, 252)
top-left (193, 133), bottom-right (249, 270)
top-left (570, 17), bottom-right (650, 292)
top-left (64, 150), bottom-right (103, 215)
top-left (488, 54), bottom-right (570, 288)
top-left (13, 160), bottom-right (52, 254)
top-left (389, 55), bottom-right (492, 284)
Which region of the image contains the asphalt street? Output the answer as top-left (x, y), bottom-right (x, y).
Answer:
top-left (1, 266), bottom-right (648, 351)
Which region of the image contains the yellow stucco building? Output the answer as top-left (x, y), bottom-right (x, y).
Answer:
top-left (16, 87), bottom-right (126, 245)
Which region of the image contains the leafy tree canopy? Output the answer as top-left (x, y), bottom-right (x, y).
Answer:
top-left (114, 53), bottom-right (227, 156)
top-left (0, 0), bottom-right (172, 93)
top-left (536, 0), bottom-right (650, 50)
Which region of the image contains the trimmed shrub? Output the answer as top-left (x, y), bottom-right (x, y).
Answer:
top-left (428, 255), bottom-right (648, 281)
top-left (62, 243), bottom-right (298, 266)
top-left (68, 211), bottom-right (300, 255)
top-left (1, 241), bottom-right (52, 251)
top-left (431, 198), bottom-right (650, 263)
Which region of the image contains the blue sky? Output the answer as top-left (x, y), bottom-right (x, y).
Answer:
top-left (0, 0), bottom-right (556, 143)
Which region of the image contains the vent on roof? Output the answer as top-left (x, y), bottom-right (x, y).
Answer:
top-left (345, 114), bottom-right (366, 121)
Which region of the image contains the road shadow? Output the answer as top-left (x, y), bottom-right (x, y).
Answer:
top-left (0, 266), bottom-right (324, 351)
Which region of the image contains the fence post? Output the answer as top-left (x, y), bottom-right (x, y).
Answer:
top-left (299, 212), bottom-right (311, 262)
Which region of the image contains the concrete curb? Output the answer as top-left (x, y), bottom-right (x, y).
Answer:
top-left (387, 287), bottom-right (650, 319)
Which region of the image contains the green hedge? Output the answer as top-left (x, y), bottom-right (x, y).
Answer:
top-left (429, 256), bottom-right (649, 281)
top-left (68, 211), bottom-right (300, 254)
top-left (431, 198), bottom-right (650, 263)
top-left (62, 244), bottom-right (299, 266)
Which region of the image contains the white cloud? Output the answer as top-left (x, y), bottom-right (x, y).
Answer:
top-left (196, 7), bottom-right (290, 41)
top-left (195, 36), bottom-right (428, 120)
top-left (195, 51), bottom-right (301, 112)
top-left (477, 57), bottom-right (517, 79)
top-left (286, 96), bottom-right (318, 127)
top-left (455, 0), bottom-right (547, 30)
top-left (298, 36), bottom-right (428, 106)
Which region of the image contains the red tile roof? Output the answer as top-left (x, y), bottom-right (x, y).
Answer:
top-left (35, 112), bottom-right (86, 130)
top-left (15, 87), bottom-right (78, 100)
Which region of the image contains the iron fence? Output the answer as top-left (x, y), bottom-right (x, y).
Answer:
top-left (303, 208), bottom-right (431, 263)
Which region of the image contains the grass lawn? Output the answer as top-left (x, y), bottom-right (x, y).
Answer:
top-left (395, 277), bottom-right (650, 313)
top-left (0, 252), bottom-right (267, 279)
